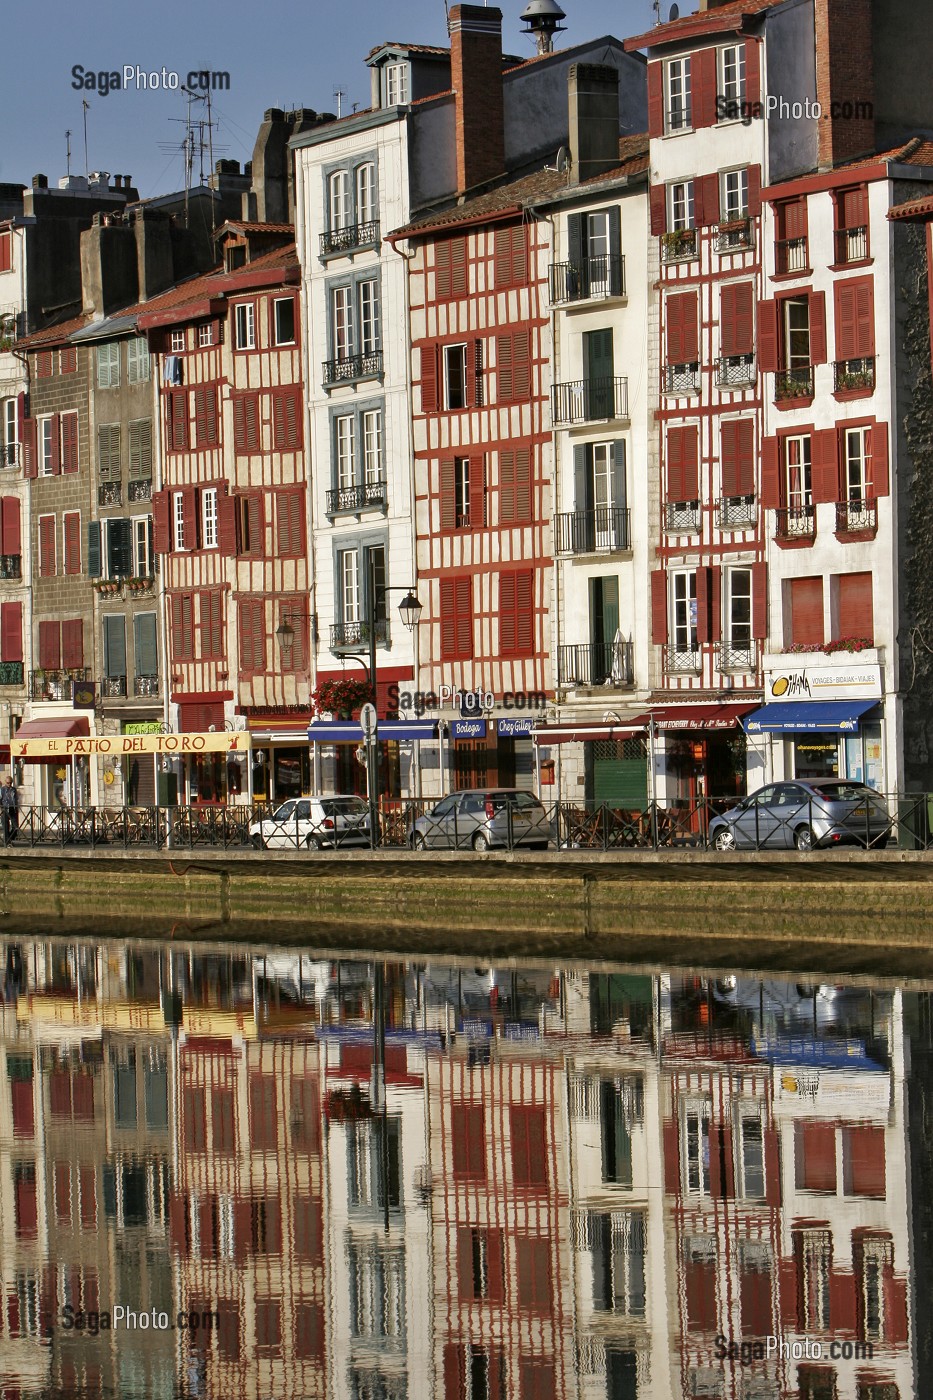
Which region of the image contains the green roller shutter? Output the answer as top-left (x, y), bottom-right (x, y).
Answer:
top-left (591, 738), bottom-right (648, 808)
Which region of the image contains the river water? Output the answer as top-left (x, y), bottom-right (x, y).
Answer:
top-left (0, 931), bottom-right (928, 1400)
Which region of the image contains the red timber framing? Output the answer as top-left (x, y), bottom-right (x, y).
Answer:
top-left (408, 213), bottom-right (551, 704)
top-left (139, 237), bottom-right (309, 720)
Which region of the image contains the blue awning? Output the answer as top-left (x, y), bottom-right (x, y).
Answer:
top-left (743, 700), bottom-right (879, 734)
top-left (307, 720), bottom-right (439, 742)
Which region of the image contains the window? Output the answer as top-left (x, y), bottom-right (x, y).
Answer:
top-left (789, 576), bottom-right (824, 649)
top-left (332, 285), bottom-right (353, 360)
top-left (234, 302), bottom-right (255, 350)
top-left (836, 571), bottom-right (874, 644)
top-left (197, 323), bottom-right (213, 348)
top-left (666, 55), bottom-right (692, 131)
top-left (784, 296), bottom-right (810, 369)
top-left (719, 44), bottom-right (746, 105)
top-left (359, 279), bottom-right (379, 356)
top-left (445, 344), bottom-right (468, 410)
top-left (336, 415), bottom-right (355, 491)
top-left (737, 1111), bottom-right (765, 1197)
top-left (201, 488), bottom-right (218, 549)
top-left (494, 225), bottom-right (527, 288)
top-left (97, 342), bottom-right (120, 388)
top-left (458, 1228), bottom-right (503, 1302)
top-left (128, 419), bottom-right (152, 479)
top-left (172, 491), bottom-right (186, 551)
top-left (683, 1100), bottom-right (710, 1193)
top-left (1, 398), bottom-right (17, 465)
top-left (455, 458), bottom-right (470, 528)
top-left (385, 62), bottom-right (409, 106)
top-left (451, 1105), bottom-right (486, 1178)
top-left (127, 336), bottom-right (150, 384)
top-left (499, 570), bottom-right (535, 657)
top-left (329, 169), bottom-right (351, 231)
top-left (721, 167), bottom-right (749, 221)
top-left (236, 492), bottom-right (263, 557)
top-left (592, 1212), bottom-right (646, 1318)
top-left (169, 330), bottom-right (186, 354)
top-left (499, 448), bottom-right (532, 525)
top-left (356, 162), bottom-right (376, 226)
top-left (0, 230), bottom-right (11, 272)
top-left (103, 615), bottom-right (126, 681)
top-left (105, 518), bottom-right (132, 578)
top-left (194, 387), bottom-right (219, 448)
top-left (516, 1237), bottom-right (552, 1312)
top-left (672, 571), bottom-right (698, 653)
top-left (199, 589), bottom-right (224, 660)
top-left (39, 417), bottom-right (55, 476)
top-left (740, 1241), bottom-right (773, 1337)
top-left (38, 514), bottom-right (56, 576)
top-left (857, 1236), bottom-right (893, 1343)
top-left (339, 549), bottom-right (361, 625)
top-left (786, 433), bottom-right (813, 513)
top-left (362, 408), bottom-right (383, 483)
top-left (274, 488), bottom-right (304, 557)
top-left (439, 576), bottom-right (473, 661)
top-left (63, 512), bottom-right (81, 575)
top-left (61, 412), bottom-right (79, 473)
top-left (273, 297), bottom-right (296, 346)
top-left (510, 1106), bottom-right (548, 1188)
top-left (797, 1229), bottom-right (832, 1331)
top-left (843, 427), bottom-right (870, 503)
top-left (726, 568), bottom-right (753, 650)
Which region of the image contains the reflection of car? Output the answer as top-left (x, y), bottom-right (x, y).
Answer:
top-left (409, 789), bottom-right (554, 851)
top-left (708, 780), bottom-right (891, 852)
top-left (249, 796), bottom-right (370, 850)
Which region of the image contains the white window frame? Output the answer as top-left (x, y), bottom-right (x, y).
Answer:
top-left (170, 330), bottom-right (186, 354)
top-left (727, 567), bottom-right (753, 648)
top-left (39, 416), bottom-right (54, 476)
top-left (669, 180), bottom-right (695, 231)
top-left (444, 343), bottom-right (469, 410)
top-left (385, 62), bottom-right (409, 106)
top-left (682, 1098), bottom-right (711, 1194)
top-left (785, 434), bottom-right (812, 509)
top-left (340, 548), bottom-right (361, 625)
top-left (356, 162), bottom-right (376, 227)
top-left (329, 169), bottom-right (352, 231)
top-left (133, 516), bottom-right (152, 577)
top-left (844, 426), bottom-right (870, 501)
top-left (784, 296), bottom-right (811, 370)
top-left (666, 56), bottom-right (692, 133)
top-left (127, 336), bottom-right (150, 384)
top-left (197, 323), bottom-right (213, 348)
top-left (172, 491), bottom-right (186, 551)
top-left (332, 285), bottom-right (353, 361)
top-left (736, 1108), bottom-right (765, 1197)
top-left (721, 168), bottom-right (749, 222)
top-left (201, 487), bottom-right (218, 549)
top-left (96, 342), bottom-right (121, 389)
top-left (358, 279), bottom-right (380, 357)
top-left (672, 570), bottom-right (698, 653)
top-left (234, 302), bottom-right (255, 351)
top-left (455, 457), bottom-right (470, 529)
top-left (273, 297), bottom-right (296, 346)
top-left (336, 414), bottom-right (356, 491)
top-left (719, 44), bottom-right (746, 105)
top-left (3, 397), bottom-right (18, 465)
top-left (362, 408), bottom-right (383, 484)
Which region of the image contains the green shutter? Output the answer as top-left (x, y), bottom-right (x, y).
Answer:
top-left (87, 521), bottom-right (101, 578)
top-left (134, 612), bottom-right (158, 677)
top-left (103, 614), bottom-right (127, 678)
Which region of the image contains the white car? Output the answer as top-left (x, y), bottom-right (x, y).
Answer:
top-left (249, 795), bottom-right (371, 850)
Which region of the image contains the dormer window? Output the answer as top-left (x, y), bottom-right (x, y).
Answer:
top-left (225, 245), bottom-right (246, 272)
top-left (385, 62), bottom-right (409, 106)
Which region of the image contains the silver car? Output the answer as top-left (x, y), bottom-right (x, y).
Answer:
top-left (249, 795), bottom-right (371, 850)
top-left (409, 788), bottom-right (554, 851)
top-left (708, 779), bottom-right (892, 853)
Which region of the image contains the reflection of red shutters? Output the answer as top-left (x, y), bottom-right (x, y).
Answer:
top-left (516, 1236), bottom-right (552, 1311)
top-left (79, 1166), bottom-right (96, 1227)
top-left (685, 1255), bottom-right (717, 1331)
top-left (451, 1104), bottom-right (486, 1178)
top-left (15, 1171), bottom-right (38, 1239)
top-left (444, 1343), bottom-right (466, 1400)
top-left (11, 1080), bottom-right (34, 1138)
top-left (248, 1075), bottom-right (277, 1150)
top-left (741, 1263), bottom-right (773, 1335)
top-left (829, 1272), bottom-right (857, 1331)
top-left (519, 1359), bottom-right (557, 1400)
top-left (295, 1302), bottom-right (324, 1361)
top-left (510, 1105), bottom-right (548, 1187)
top-left (837, 572), bottom-right (873, 643)
top-left (795, 1120), bottom-right (835, 1190)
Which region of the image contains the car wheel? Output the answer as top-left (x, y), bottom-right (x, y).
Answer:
top-left (472, 832), bottom-right (491, 852)
top-left (305, 834), bottom-right (323, 851)
top-left (410, 832), bottom-right (427, 851)
top-left (794, 824), bottom-right (815, 852)
top-left (872, 835), bottom-right (888, 850)
top-left (251, 833), bottom-right (265, 851)
top-left (712, 827), bottom-right (736, 852)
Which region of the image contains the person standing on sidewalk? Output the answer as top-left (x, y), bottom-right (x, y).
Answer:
top-left (1, 775), bottom-right (18, 845)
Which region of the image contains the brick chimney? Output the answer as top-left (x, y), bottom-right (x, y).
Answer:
top-left (569, 64), bottom-right (620, 183)
top-left (449, 4), bottom-right (505, 194)
top-left (814, 0), bottom-right (875, 166)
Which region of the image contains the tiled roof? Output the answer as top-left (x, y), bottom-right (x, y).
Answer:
top-left (835, 136), bottom-right (933, 172)
top-left (365, 41), bottom-right (450, 61)
top-left (625, 0), bottom-right (786, 51)
top-left (888, 194), bottom-right (933, 221)
top-left (16, 312), bottom-right (89, 351)
top-left (122, 267), bottom-right (226, 318)
top-left (216, 220), bottom-right (294, 236)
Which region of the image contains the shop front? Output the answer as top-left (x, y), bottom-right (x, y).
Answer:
top-left (13, 716), bottom-right (94, 808)
top-left (650, 703), bottom-right (758, 812)
top-left (449, 716), bottom-right (537, 792)
top-left (307, 719), bottom-right (438, 800)
top-left (246, 715), bottom-right (314, 805)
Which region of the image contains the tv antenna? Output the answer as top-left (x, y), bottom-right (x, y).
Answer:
top-left (333, 87), bottom-right (346, 119)
top-left (162, 88), bottom-right (225, 229)
top-left (65, 130), bottom-right (72, 177)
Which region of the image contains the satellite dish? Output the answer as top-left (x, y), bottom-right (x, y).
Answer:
top-left (670, 3), bottom-right (679, 17)
top-left (556, 145), bottom-right (571, 173)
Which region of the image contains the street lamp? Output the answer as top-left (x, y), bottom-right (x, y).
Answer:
top-left (275, 616), bottom-right (295, 658)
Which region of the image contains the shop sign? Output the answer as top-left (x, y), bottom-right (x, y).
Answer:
top-left (11, 730), bottom-right (252, 758)
top-left (773, 1065), bottom-right (890, 1117)
top-left (496, 717), bottom-right (536, 737)
top-left (766, 665), bottom-right (881, 702)
top-left (450, 719), bottom-right (487, 740)
top-left (17, 995), bottom-right (164, 1032)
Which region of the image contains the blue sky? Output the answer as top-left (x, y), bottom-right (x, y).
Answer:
top-left (4, 0), bottom-right (658, 198)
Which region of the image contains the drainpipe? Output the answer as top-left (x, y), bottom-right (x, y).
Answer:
top-left (293, 160), bottom-right (320, 795)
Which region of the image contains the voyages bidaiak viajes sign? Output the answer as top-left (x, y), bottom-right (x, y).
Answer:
top-left (11, 731), bottom-right (252, 758)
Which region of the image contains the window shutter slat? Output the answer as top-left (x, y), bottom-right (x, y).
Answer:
top-left (696, 172), bottom-right (720, 227)
top-left (752, 562), bottom-right (767, 640)
top-left (651, 570), bottom-right (667, 644)
top-left (468, 455), bottom-right (485, 528)
top-left (152, 491), bottom-right (170, 554)
top-left (421, 345), bottom-right (439, 414)
top-left (757, 299), bottom-right (779, 373)
top-left (647, 61), bottom-right (663, 138)
top-left (760, 436), bottom-right (781, 509)
top-left (745, 39), bottom-right (761, 107)
top-left (809, 290), bottom-right (827, 365)
top-left (61, 412), bottom-right (79, 473)
top-left (38, 620), bottom-right (61, 670)
top-left (693, 47), bottom-right (717, 129)
top-left (812, 428), bottom-right (840, 504)
top-left (696, 566), bottom-right (710, 644)
top-left (62, 619), bottom-right (83, 669)
top-left (747, 163), bottom-right (762, 219)
top-left (50, 415), bottom-right (61, 475)
top-left (452, 236), bottom-right (468, 295)
top-left (22, 419), bottom-right (37, 478)
top-left (1, 602), bottom-right (22, 662)
top-left (499, 573), bottom-right (517, 655)
top-left (834, 280), bottom-right (858, 362)
top-left (512, 332), bottom-right (530, 400)
top-left (838, 572), bottom-right (873, 641)
top-left (440, 458), bottom-right (456, 532)
top-left (455, 577), bottom-right (472, 658)
top-left (435, 240), bottom-right (451, 300)
top-left (497, 334), bottom-right (513, 402)
top-left (790, 577), bottom-right (824, 648)
top-left (1, 497), bottom-right (21, 556)
top-left (869, 423), bottom-right (889, 497)
top-left (720, 420), bottom-right (738, 498)
top-left (218, 488), bottom-right (237, 555)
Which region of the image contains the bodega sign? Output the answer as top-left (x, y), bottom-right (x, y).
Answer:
top-left (11, 731), bottom-right (251, 758)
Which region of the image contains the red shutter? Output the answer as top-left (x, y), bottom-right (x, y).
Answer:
top-left (500, 449), bottom-right (515, 523)
top-left (837, 573), bottom-right (873, 642)
top-left (812, 428), bottom-right (840, 504)
top-left (233, 393), bottom-right (260, 452)
top-left (752, 562), bottom-right (767, 640)
top-left (647, 61), bottom-right (664, 138)
top-left (757, 299), bottom-right (779, 373)
top-left (61, 412), bottom-right (79, 473)
top-left (747, 163), bottom-right (762, 218)
top-left (272, 389), bottom-right (302, 450)
top-left (61, 619), bottom-right (83, 668)
top-left (421, 345), bottom-right (439, 413)
top-left (451, 237), bottom-right (468, 294)
top-left (515, 570), bottom-right (534, 654)
top-left (511, 332), bottom-right (531, 400)
top-left (435, 240), bottom-right (452, 300)
top-left (764, 1125), bottom-right (780, 1204)
top-left (650, 184), bottom-right (667, 237)
top-left (681, 425), bottom-right (699, 499)
top-left (440, 458), bottom-right (456, 532)
top-left (720, 421), bottom-right (738, 497)
top-left (499, 572), bottom-right (517, 655)
top-left (710, 566), bottom-right (722, 643)
top-left (152, 490), bottom-right (170, 553)
top-left (455, 577), bottom-right (472, 658)
top-left (1, 496), bottom-right (21, 556)
top-left (182, 486), bottom-right (197, 548)
top-left (790, 578), bottom-right (824, 650)
top-left (1, 602), bottom-right (23, 662)
top-left (169, 390), bottom-right (189, 450)
top-left (696, 172), bottom-right (720, 228)
top-left (238, 601), bottom-right (255, 676)
top-left (852, 276), bottom-right (874, 357)
top-left (469, 455), bottom-right (485, 528)
top-left (721, 282), bottom-right (754, 357)
top-left (21, 418), bottom-right (37, 478)
top-left (834, 279), bottom-right (858, 361)
top-left (692, 47), bottom-right (717, 129)
top-left (38, 515), bottom-right (55, 576)
top-left (761, 435), bottom-right (781, 508)
top-left (497, 333), bottom-right (513, 402)
top-left (64, 513), bottom-right (80, 575)
top-left (745, 39), bottom-right (761, 106)
top-left (667, 292), bottom-right (698, 363)
top-left (218, 488), bottom-right (237, 555)
top-left (514, 447), bottom-right (532, 522)
top-left (870, 422), bottom-right (889, 496)
top-left (696, 566), bottom-right (710, 643)
top-left (38, 620), bottom-right (61, 670)
top-left (842, 184), bottom-right (869, 231)
top-left (50, 415), bottom-right (61, 475)
top-left (651, 570), bottom-right (668, 644)
top-left (808, 289), bottom-right (827, 364)
top-left (682, 292), bottom-right (699, 362)
top-left (784, 198), bottom-right (808, 242)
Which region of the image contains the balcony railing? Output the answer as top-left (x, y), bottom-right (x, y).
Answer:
top-left (549, 255), bottom-right (626, 305)
top-left (100, 674), bottom-right (127, 699)
top-left (551, 377), bottom-right (629, 425)
top-left (29, 668), bottom-right (90, 702)
top-left (330, 619), bottom-right (388, 653)
top-left (98, 481), bottom-right (122, 508)
top-left (319, 221), bottom-right (380, 257)
top-left (833, 356), bottom-right (875, 393)
top-left (663, 362), bottom-right (701, 395)
top-left (718, 495), bottom-right (756, 528)
top-left (0, 443), bottom-right (20, 469)
top-left (774, 367), bottom-right (814, 401)
top-left (128, 478), bottom-right (152, 502)
top-left (0, 554), bottom-right (22, 579)
top-left (665, 645), bottom-right (701, 674)
top-left (835, 497), bottom-right (877, 534)
top-left (715, 219), bottom-right (752, 253)
top-left (135, 673), bottom-right (161, 698)
top-left (717, 354), bottom-right (755, 387)
top-left (323, 351), bottom-right (383, 386)
top-left (0, 660), bottom-right (23, 685)
top-left (555, 507), bottom-right (631, 555)
top-left (661, 229), bottom-right (698, 263)
top-left (326, 479), bottom-right (388, 516)
top-left (558, 639), bottom-right (633, 689)
top-left (775, 504), bottom-right (815, 541)
top-left (665, 500), bottom-right (701, 533)
top-left (717, 641), bottom-right (757, 672)
top-left (775, 236), bottom-right (809, 274)
top-left (834, 225), bottom-right (868, 264)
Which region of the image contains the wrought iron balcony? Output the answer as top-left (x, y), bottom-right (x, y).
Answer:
top-left (100, 674), bottom-right (127, 699)
top-left (325, 478), bottom-right (388, 516)
top-left (0, 660), bottom-right (23, 685)
top-left (98, 481), bottom-right (122, 508)
top-left (664, 500), bottom-right (701, 533)
top-left (29, 668), bottom-right (90, 702)
top-left (775, 236), bottom-right (809, 274)
top-left (128, 478), bottom-right (152, 502)
top-left (663, 362), bottom-right (701, 395)
top-left (330, 619), bottom-right (388, 653)
top-left (549, 255), bottom-right (626, 305)
top-left (834, 225), bottom-right (868, 264)
top-left (718, 495), bottom-right (757, 529)
top-left (774, 368), bottom-right (814, 401)
top-left (555, 507), bottom-right (631, 555)
top-left (0, 554), bottom-right (22, 579)
top-left (320, 221), bottom-right (380, 257)
top-left (323, 351), bottom-right (383, 386)
top-left (0, 443), bottom-right (20, 469)
top-left (717, 641), bottom-right (757, 672)
top-left (717, 354), bottom-right (755, 387)
top-left (775, 504), bottom-right (815, 541)
top-left (715, 219), bottom-right (752, 253)
top-left (833, 357), bottom-right (875, 393)
top-left (665, 645), bottom-right (701, 674)
top-left (558, 639), bottom-right (633, 688)
top-left (135, 673), bottom-right (160, 697)
top-left (661, 229), bottom-right (697, 262)
top-left (551, 377), bottom-right (629, 425)
top-left (835, 497), bottom-right (877, 535)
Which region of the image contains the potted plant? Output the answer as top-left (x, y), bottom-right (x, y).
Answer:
top-left (662, 228), bottom-right (695, 258)
top-left (312, 676), bottom-right (375, 720)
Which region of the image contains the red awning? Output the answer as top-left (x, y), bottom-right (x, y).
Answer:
top-left (642, 702), bottom-right (758, 731)
top-left (533, 723), bottom-right (646, 746)
top-left (14, 717), bottom-right (90, 740)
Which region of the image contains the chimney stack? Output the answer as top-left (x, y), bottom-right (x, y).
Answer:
top-left (449, 4), bottom-right (505, 194)
top-left (814, 0), bottom-right (875, 166)
top-left (569, 65), bottom-right (620, 183)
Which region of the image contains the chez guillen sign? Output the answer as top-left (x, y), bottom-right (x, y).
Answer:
top-left (11, 732), bottom-right (252, 758)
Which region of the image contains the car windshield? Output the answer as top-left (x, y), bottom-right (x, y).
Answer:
top-left (272, 801), bottom-right (297, 820)
top-left (813, 783), bottom-right (874, 802)
top-left (321, 797), bottom-right (368, 816)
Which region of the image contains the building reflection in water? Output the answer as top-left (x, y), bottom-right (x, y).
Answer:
top-left (0, 939), bottom-right (922, 1399)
